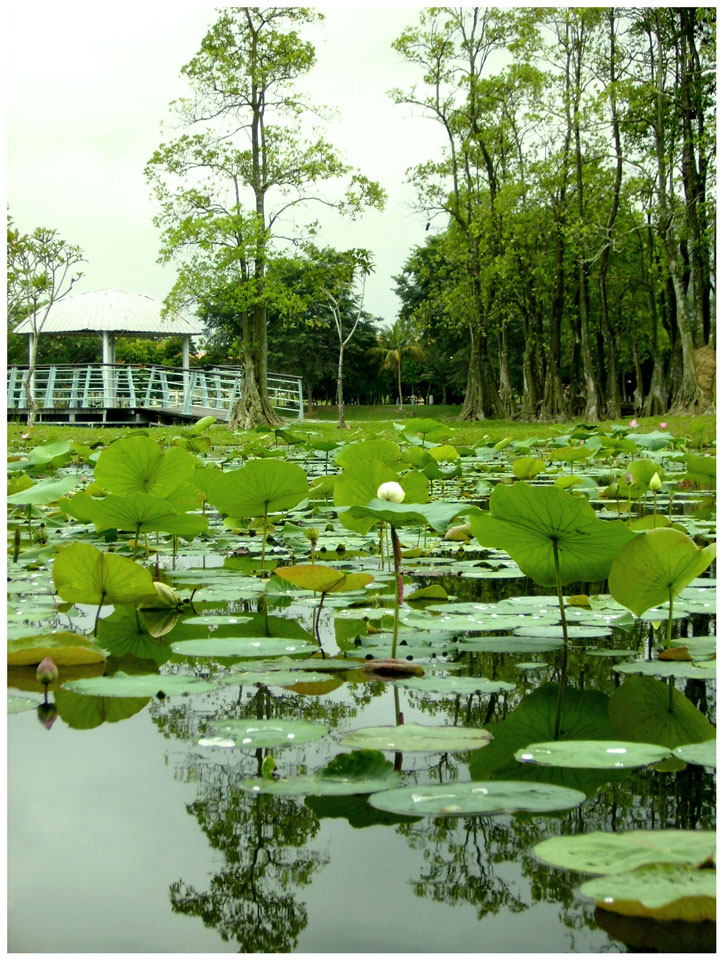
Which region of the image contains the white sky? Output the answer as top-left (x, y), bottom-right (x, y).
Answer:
top-left (6, 1), bottom-right (452, 327)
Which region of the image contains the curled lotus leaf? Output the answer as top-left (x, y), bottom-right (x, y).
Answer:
top-left (273, 564), bottom-right (374, 594)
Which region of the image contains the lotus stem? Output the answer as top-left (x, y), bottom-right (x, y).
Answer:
top-left (666, 584), bottom-right (673, 650)
top-left (390, 525), bottom-right (402, 660)
top-left (261, 503), bottom-right (268, 572)
top-left (94, 591), bottom-right (105, 637)
top-left (551, 540), bottom-right (569, 651)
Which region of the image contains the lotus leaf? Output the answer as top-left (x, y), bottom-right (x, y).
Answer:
top-left (201, 718), bottom-right (329, 749)
top-left (334, 439), bottom-right (400, 468)
top-left (672, 740), bottom-right (716, 767)
top-left (7, 475), bottom-right (78, 505)
top-left (339, 499), bottom-right (478, 533)
top-left (534, 830), bottom-right (716, 875)
top-left (469, 482), bottom-right (636, 586)
top-left (8, 631), bottom-right (107, 666)
top-left (8, 696), bottom-right (40, 714)
top-left (397, 675), bottom-right (515, 695)
top-left (368, 780), bottom-right (586, 817)
top-left (608, 527), bottom-right (716, 617)
top-left (608, 676), bottom-right (716, 748)
top-left (94, 435), bottom-right (196, 497)
top-left (613, 660), bottom-right (714, 681)
top-left (53, 689), bottom-right (150, 729)
top-left (62, 672), bottom-right (216, 698)
top-left (579, 863), bottom-right (715, 922)
top-left (340, 722), bottom-right (493, 753)
top-left (207, 458), bottom-right (308, 518)
top-left (170, 637), bottom-right (318, 658)
top-left (274, 564), bottom-right (374, 594)
top-left (53, 543), bottom-right (157, 606)
top-left (515, 740), bottom-right (671, 769)
top-left (240, 749), bottom-right (401, 796)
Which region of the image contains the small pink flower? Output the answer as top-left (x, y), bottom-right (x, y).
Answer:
top-left (659, 421), bottom-right (667, 429)
top-left (628, 418), bottom-right (638, 428)
top-left (36, 656), bottom-right (58, 686)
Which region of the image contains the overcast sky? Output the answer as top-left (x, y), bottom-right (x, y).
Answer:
top-left (7, 1), bottom-right (454, 327)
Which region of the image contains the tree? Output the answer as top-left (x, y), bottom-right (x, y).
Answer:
top-left (369, 318), bottom-right (426, 410)
top-left (6, 215), bottom-right (85, 427)
top-left (146, 7), bottom-right (385, 431)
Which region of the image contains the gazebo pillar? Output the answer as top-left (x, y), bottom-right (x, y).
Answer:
top-left (102, 331), bottom-right (116, 407)
top-left (182, 334), bottom-right (191, 396)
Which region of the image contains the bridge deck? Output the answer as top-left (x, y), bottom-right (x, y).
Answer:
top-left (7, 364), bottom-right (304, 424)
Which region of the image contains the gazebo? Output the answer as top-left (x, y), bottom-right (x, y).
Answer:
top-left (13, 288), bottom-right (204, 375)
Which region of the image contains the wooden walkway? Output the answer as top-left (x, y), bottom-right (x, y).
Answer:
top-left (7, 364), bottom-right (304, 424)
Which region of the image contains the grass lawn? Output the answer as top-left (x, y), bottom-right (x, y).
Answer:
top-left (6, 404), bottom-right (716, 451)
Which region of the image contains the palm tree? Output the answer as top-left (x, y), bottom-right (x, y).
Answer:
top-left (369, 320), bottom-right (426, 410)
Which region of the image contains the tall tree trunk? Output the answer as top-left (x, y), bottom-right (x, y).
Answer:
top-left (539, 227), bottom-right (568, 421)
top-left (459, 322), bottom-right (487, 421)
top-left (228, 308), bottom-right (282, 430)
top-left (24, 334), bottom-right (39, 428)
top-left (336, 342), bottom-right (346, 428)
top-left (498, 321), bottom-right (515, 416)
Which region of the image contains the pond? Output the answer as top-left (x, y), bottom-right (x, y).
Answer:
top-left (7, 424), bottom-right (717, 952)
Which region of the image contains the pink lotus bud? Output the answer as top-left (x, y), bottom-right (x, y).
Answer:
top-left (21, 433), bottom-right (31, 440)
top-left (628, 418), bottom-right (638, 428)
top-left (625, 471), bottom-right (633, 485)
top-left (37, 702), bottom-right (58, 731)
top-left (659, 422), bottom-right (667, 429)
top-left (36, 656), bottom-right (58, 685)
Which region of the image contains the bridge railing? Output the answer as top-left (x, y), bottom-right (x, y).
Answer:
top-left (7, 364), bottom-right (304, 421)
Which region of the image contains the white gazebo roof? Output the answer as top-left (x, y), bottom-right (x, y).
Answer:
top-left (13, 289), bottom-right (204, 338)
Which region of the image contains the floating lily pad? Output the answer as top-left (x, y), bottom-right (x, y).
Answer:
top-left (61, 672), bottom-right (216, 698)
top-left (8, 695), bottom-right (40, 714)
top-left (457, 636), bottom-right (562, 653)
top-left (340, 722), bottom-right (493, 753)
top-left (513, 624), bottom-right (611, 639)
top-left (368, 780), bottom-right (586, 817)
top-left (515, 740), bottom-right (671, 769)
top-left (218, 669), bottom-right (329, 687)
top-left (534, 830), bottom-right (716, 874)
top-left (8, 632), bottom-right (107, 667)
top-left (672, 740), bottom-right (716, 768)
top-left (613, 660), bottom-right (715, 681)
top-left (201, 717), bottom-right (329, 749)
top-left (240, 749), bottom-right (401, 796)
top-left (170, 636), bottom-right (318, 658)
top-left (579, 863), bottom-right (716, 922)
top-left (397, 675), bottom-right (515, 696)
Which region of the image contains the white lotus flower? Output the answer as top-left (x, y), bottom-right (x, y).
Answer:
top-left (377, 481), bottom-right (405, 503)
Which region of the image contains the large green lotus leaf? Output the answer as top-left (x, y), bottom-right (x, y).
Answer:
top-left (53, 689), bottom-right (149, 729)
top-left (207, 458), bottom-right (308, 518)
top-left (402, 417), bottom-right (446, 440)
top-left (333, 460), bottom-right (397, 533)
top-left (548, 444), bottom-right (594, 463)
top-left (608, 528), bottom-right (716, 616)
top-left (629, 430), bottom-right (674, 451)
top-left (673, 740), bottom-right (716, 767)
top-left (274, 563), bottom-right (374, 594)
top-left (469, 482), bottom-right (636, 586)
top-left (201, 717), bottom-right (328, 749)
top-left (515, 740), bottom-right (671, 769)
top-left (52, 543), bottom-right (157, 606)
top-left (399, 469), bottom-right (430, 504)
top-left (457, 636), bottom-right (562, 653)
top-left (368, 780), bottom-right (586, 817)
top-left (408, 611), bottom-right (537, 633)
top-left (512, 457), bottom-right (546, 480)
top-left (240, 749), bottom-right (401, 796)
top-left (94, 436), bottom-right (196, 497)
top-left (400, 446), bottom-right (435, 469)
top-left (8, 632), bottom-right (107, 666)
top-left (339, 499), bottom-right (478, 533)
top-left (7, 475), bottom-right (78, 505)
top-left (26, 440), bottom-right (71, 465)
top-left (397, 675), bottom-right (515, 696)
top-left (334, 439), bottom-right (400, 468)
top-left (534, 830), bottom-right (716, 875)
top-left (428, 443), bottom-right (460, 463)
top-left (171, 636), bottom-right (318, 658)
top-left (62, 671), bottom-right (216, 698)
top-left (613, 660), bottom-right (714, 681)
top-left (340, 722), bottom-right (493, 753)
top-left (217, 669), bottom-right (329, 687)
top-left (684, 454), bottom-right (715, 484)
top-left (608, 676), bottom-right (716, 748)
top-left (579, 863), bottom-right (715, 922)
top-left (62, 491), bottom-right (208, 538)
top-left (469, 684), bottom-right (617, 782)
